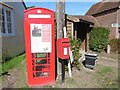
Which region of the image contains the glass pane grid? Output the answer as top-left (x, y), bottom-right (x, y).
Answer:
top-left (0, 9), bottom-right (5, 33)
top-left (0, 7), bottom-right (13, 35)
top-left (6, 10), bottom-right (12, 33)
top-left (2, 22), bottom-right (5, 33)
top-left (32, 53), bottom-right (50, 78)
top-left (7, 23), bottom-right (12, 33)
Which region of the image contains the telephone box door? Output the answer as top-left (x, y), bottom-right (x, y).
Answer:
top-left (24, 8), bottom-right (55, 86)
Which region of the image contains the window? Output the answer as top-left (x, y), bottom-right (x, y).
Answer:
top-left (0, 5), bottom-right (15, 36)
top-left (0, 8), bottom-right (5, 33)
top-left (6, 10), bottom-right (12, 33)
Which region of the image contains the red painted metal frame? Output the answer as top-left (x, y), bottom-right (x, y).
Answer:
top-left (57, 38), bottom-right (70, 59)
top-left (24, 8), bottom-right (55, 86)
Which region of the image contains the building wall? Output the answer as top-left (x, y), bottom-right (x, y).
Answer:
top-left (66, 20), bottom-right (73, 37)
top-left (2, 1), bottom-right (25, 58)
top-left (93, 9), bottom-right (118, 40)
top-left (117, 8), bottom-right (120, 38)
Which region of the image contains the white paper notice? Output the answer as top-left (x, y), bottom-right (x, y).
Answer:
top-left (64, 48), bottom-right (67, 55)
top-left (30, 24), bottom-right (51, 53)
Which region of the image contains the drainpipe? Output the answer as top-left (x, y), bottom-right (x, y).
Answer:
top-left (116, 3), bottom-right (120, 38)
top-left (118, 3), bottom-right (120, 38)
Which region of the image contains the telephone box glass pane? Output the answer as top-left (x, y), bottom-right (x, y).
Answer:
top-left (36, 72), bottom-right (50, 77)
top-left (35, 59), bottom-right (47, 64)
top-left (33, 53), bottom-right (47, 58)
top-left (32, 53), bottom-right (50, 78)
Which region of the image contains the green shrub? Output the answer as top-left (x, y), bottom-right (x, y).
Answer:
top-left (89, 27), bottom-right (109, 52)
top-left (69, 36), bottom-right (82, 70)
top-left (109, 38), bottom-right (120, 54)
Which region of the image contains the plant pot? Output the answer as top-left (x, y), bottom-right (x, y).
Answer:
top-left (85, 53), bottom-right (97, 69)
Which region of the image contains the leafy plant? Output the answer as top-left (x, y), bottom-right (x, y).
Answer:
top-left (109, 38), bottom-right (120, 54)
top-left (89, 27), bottom-right (109, 52)
top-left (69, 36), bottom-right (82, 70)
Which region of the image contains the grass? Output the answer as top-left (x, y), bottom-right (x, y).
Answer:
top-left (0, 53), bottom-right (119, 88)
top-left (95, 65), bottom-right (118, 88)
top-left (97, 65), bottom-right (113, 76)
top-left (15, 58), bottom-right (28, 88)
top-left (1, 53), bottom-right (27, 88)
top-left (0, 54), bottom-right (25, 76)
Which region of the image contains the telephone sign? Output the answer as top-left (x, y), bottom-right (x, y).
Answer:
top-left (24, 8), bottom-right (55, 86)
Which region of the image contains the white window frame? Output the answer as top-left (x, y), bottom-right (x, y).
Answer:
top-left (0, 5), bottom-right (15, 37)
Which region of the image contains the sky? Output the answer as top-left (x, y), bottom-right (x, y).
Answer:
top-left (24, 1), bottom-right (99, 15)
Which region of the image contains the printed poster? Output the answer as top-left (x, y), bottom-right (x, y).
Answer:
top-left (30, 24), bottom-right (51, 53)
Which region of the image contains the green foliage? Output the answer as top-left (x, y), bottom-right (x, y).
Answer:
top-left (69, 36), bottom-right (82, 70)
top-left (89, 27), bottom-right (110, 52)
top-left (109, 38), bottom-right (120, 54)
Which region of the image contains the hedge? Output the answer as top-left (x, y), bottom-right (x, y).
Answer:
top-left (89, 27), bottom-right (110, 52)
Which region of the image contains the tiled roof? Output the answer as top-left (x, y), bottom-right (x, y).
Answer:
top-left (86, 1), bottom-right (119, 15)
top-left (67, 15), bottom-right (100, 26)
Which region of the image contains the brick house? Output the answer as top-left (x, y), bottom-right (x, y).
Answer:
top-left (66, 1), bottom-right (120, 52)
top-left (86, 1), bottom-right (120, 39)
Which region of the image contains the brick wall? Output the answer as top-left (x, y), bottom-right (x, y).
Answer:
top-left (93, 9), bottom-right (118, 40)
top-left (117, 8), bottom-right (120, 38)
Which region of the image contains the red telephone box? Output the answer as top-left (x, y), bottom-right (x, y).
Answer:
top-left (24, 8), bottom-right (55, 86)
